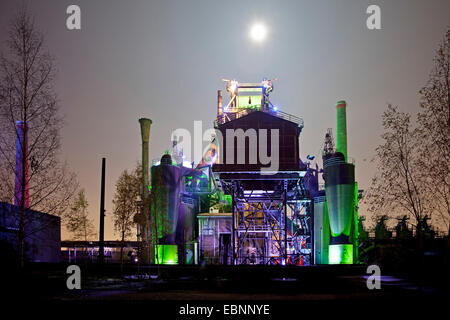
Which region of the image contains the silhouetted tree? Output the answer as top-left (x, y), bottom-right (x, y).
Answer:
top-left (0, 7), bottom-right (78, 266)
top-left (113, 168), bottom-right (139, 270)
top-left (366, 105), bottom-right (432, 237)
top-left (66, 189), bottom-right (96, 241)
top-left (417, 29), bottom-right (450, 234)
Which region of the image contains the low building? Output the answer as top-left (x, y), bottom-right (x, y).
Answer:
top-left (0, 202), bottom-right (61, 263)
top-left (61, 240), bottom-right (141, 264)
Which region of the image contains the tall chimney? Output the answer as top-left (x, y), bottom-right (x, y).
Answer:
top-left (139, 118), bottom-right (152, 263)
top-left (336, 101), bottom-right (347, 161)
top-left (217, 90), bottom-right (223, 116)
top-left (139, 118), bottom-right (152, 199)
top-left (14, 121), bottom-right (29, 208)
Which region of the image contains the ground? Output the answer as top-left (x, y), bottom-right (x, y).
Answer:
top-left (2, 264), bottom-right (447, 317)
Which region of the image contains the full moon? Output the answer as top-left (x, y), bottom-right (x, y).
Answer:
top-left (249, 23), bottom-right (267, 42)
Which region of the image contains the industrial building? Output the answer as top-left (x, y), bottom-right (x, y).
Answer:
top-left (0, 202), bottom-right (61, 263)
top-left (134, 79), bottom-right (359, 266)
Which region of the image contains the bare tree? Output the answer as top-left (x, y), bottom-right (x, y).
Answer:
top-left (366, 105), bottom-right (433, 237)
top-left (66, 189), bottom-right (96, 241)
top-left (417, 29), bottom-right (450, 234)
top-left (112, 168), bottom-right (140, 269)
top-left (0, 8), bottom-right (78, 266)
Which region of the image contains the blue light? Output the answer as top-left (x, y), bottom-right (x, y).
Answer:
top-left (273, 106), bottom-right (278, 111)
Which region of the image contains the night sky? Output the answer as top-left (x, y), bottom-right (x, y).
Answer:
top-left (0, 0), bottom-right (449, 240)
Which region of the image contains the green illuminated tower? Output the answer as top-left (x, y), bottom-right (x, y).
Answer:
top-left (336, 101), bottom-right (347, 161)
top-left (324, 158), bottom-right (355, 264)
top-left (322, 100), bottom-right (358, 264)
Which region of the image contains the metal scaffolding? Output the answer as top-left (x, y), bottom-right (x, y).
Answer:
top-left (218, 173), bottom-right (312, 266)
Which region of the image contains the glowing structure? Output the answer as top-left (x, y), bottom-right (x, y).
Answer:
top-left (316, 101), bottom-right (358, 264)
top-left (215, 79), bottom-right (292, 126)
top-left (213, 80), bottom-right (311, 265)
top-left (136, 80), bottom-right (359, 266)
top-left (336, 101), bottom-right (348, 161)
top-left (149, 153), bottom-right (205, 264)
top-left (14, 121), bottom-right (29, 208)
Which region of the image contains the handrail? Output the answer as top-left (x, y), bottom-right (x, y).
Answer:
top-left (215, 107), bottom-right (304, 128)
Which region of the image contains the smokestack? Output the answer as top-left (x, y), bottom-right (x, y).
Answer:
top-left (139, 118), bottom-right (152, 263)
top-left (139, 118), bottom-right (152, 199)
top-left (14, 121), bottom-right (29, 208)
top-left (336, 100), bottom-right (347, 161)
top-left (322, 100), bottom-right (357, 264)
top-left (217, 90), bottom-right (223, 116)
top-left (99, 157), bottom-right (106, 267)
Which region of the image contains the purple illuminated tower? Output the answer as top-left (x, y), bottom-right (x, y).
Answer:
top-left (14, 120), bottom-right (30, 208)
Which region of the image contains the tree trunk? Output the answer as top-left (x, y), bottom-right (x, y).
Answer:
top-left (416, 221), bottom-right (424, 291)
top-left (120, 230), bottom-right (125, 276)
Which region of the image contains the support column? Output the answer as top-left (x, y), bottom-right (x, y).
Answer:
top-left (232, 182), bottom-right (237, 265)
top-left (99, 158), bottom-right (106, 268)
top-left (283, 180), bottom-right (288, 264)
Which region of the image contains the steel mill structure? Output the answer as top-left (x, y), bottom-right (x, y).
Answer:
top-left (135, 79), bottom-right (359, 266)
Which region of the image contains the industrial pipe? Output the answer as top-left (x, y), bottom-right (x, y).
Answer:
top-left (139, 118), bottom-right (152, 200)
top-left (139, 118), bottom-right (152, 263)
top-left (336, 101), bottom-right (347, 161)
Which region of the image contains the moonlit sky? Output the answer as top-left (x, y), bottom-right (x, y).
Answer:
top-left (0, 0), bottom-right (449, 239)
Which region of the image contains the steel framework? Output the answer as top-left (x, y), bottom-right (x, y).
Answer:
top-left (218, 172), bottom-right (313, 265)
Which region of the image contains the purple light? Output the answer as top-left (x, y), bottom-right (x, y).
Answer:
top-left (14, 121), bottom-right (29, 208)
